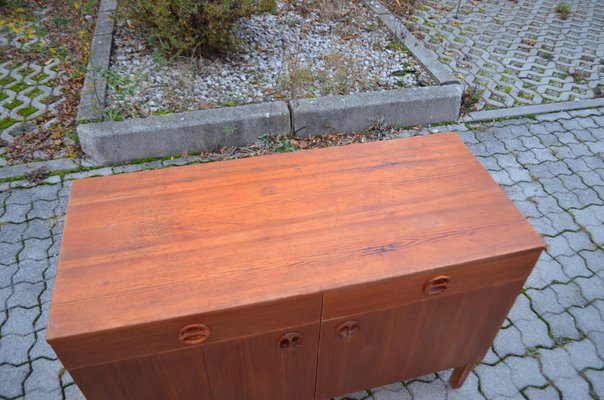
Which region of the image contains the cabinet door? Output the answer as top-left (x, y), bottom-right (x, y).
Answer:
top-left (71, 322), bottom-right (320, 400)
top-left (315, 280), bottom-right (524, 399)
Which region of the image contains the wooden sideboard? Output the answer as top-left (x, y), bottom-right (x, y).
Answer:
top-left (47, 133), bottom-right (544, 399)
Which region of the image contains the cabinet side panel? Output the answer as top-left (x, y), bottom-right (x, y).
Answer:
top-left (315, 280), bottom-right (526, 399)
top-left (70, 322), bottom-right (319, 400)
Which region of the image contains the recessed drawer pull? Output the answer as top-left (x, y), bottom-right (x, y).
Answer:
top-left (336, 321), bottom-right (360, 338)
top-left (423, 275), bottom-right (450, 295)
top-left (178, 324), bottom-right (210, 345)
top-left (278, 332), bottom-right (304, 350)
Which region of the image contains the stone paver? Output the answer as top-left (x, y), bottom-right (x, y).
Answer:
top-left (1, 108), bottom-right (604, 399)
top-left (406, 0), bottom-right (604, 110)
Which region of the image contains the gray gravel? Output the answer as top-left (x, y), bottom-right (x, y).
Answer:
top-left (107, 0), bottom-right (430, 117)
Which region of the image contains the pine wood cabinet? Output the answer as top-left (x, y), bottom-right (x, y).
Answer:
top-left (47, 133), bottom-right (544, 399)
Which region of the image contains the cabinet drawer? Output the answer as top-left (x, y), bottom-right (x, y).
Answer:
top-left (322, 249), bottom-right (541, 319)
top-left (48, 293), bottom-right (321, 370)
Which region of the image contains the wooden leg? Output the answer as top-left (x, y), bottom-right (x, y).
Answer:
top-left (449, 364), bottom-right (474, 389)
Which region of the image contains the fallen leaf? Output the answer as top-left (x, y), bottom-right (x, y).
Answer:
top-left (452, 21), bottom-right (461, 27)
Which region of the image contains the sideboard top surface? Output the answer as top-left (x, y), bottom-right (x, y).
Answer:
top-left (48, 133), bottom-right (544, 341)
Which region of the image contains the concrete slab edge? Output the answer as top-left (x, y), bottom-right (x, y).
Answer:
top-left (463, 98), bottom-right (604, 123)
top-left (291, 85), bottom-right (463, 137)
top-left (0, 158), bottom-right (81, 181)
top-left (76, 0), bottom-right (115, 123)
top-left (364, 0), bottom-right (459, 86)
top-left (77, 101), bottom-right (291, 164)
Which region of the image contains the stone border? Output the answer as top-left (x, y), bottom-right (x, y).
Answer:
top-left (363, 0), bottom-right (459, 86)
top-left (78, 86), bottom-right (462, 163)
top-left (75, 0), bottom-right (462, 164)
top-left (0, 158), bottom-right (80, 181)
top-left (291, 85), bottom-right (462, 137)
top-left (463, 98), bottom-right (604, 123)
top-left (79, 101), bottom-right (291, 164)
top-left (77, 0), bottom-right (116, 122)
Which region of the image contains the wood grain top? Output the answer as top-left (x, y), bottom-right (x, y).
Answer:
top-left (47, 133), bottom-right (544, 342)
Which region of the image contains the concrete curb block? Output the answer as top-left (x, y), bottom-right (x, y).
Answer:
top-left (78, 102), bottom-right (291, 164)
top-left (291, 85), bottom-right (463, 137)
top-left (94, 11), bottom-right (115, 37)
top-left (77, 0), bottom-right (115, 123)
top-left (365, 0), bottom-right (459, 86)
top-left (99, 0), bottom-right (117, 12)
top-left (463, 98), bottom-right (604, 123)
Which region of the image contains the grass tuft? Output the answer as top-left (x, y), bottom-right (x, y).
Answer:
top-left (555, 2), bottom-right (570, 20)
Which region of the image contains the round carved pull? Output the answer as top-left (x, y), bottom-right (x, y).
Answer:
top-left (336, 320), bottom-right (360, 338)
top-left (178, 324), bottom-right (210, 345)
top-left (278, 332), bottom-right (304, 350)
top-left (423, 275), bottom-right (450, 295)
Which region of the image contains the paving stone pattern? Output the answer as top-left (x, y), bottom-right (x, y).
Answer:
top-left (0, 59), bottom-right (65, 165)
top-left (0, 9), bottom-right (73, 168)
top-left (408, 0), bottom-right (604, 110)
top-left (1, 109), bottom-right (604, 399)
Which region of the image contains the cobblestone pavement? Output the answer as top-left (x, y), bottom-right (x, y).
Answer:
top-left (1, 107), bottom-right (604, 399)
top-left (407, 0), bottom-right (604, 110)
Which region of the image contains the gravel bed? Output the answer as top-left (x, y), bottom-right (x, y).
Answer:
top-left (107, 0), bottom-right (431, 118)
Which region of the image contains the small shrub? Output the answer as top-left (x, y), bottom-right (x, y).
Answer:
top-left (554, 2), bottom-right (570, 20)
top-left (277, 59), bottom-right (315, 100)
top-left (119, 0), bottom-right (277, 57)
top-left (322, 52), bottom-right (357, 94)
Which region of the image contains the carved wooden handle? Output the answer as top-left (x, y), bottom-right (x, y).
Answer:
top-left (336, 320), bottom-right (360, 338)
top-left (178, 324), bottom-right (210, 345)
top-left (278, 332), bottom-right (303, 350)
top-left (423, 275), bottom-right (450, 295)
